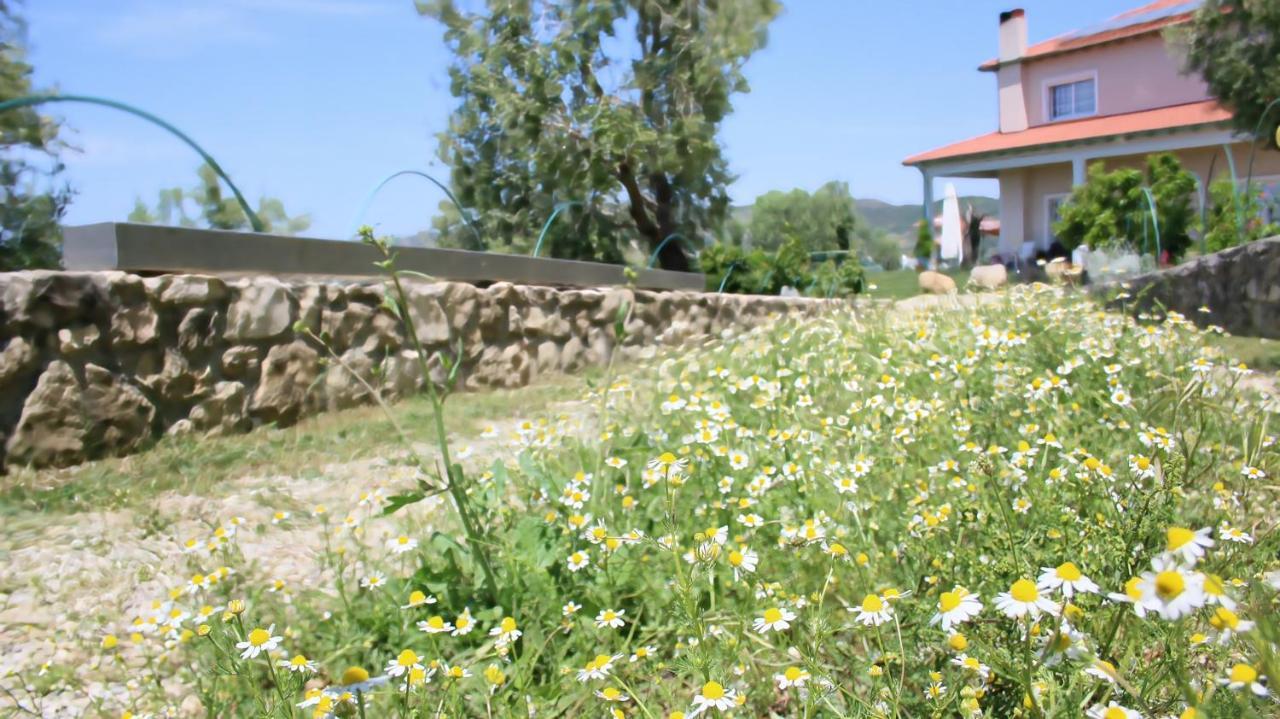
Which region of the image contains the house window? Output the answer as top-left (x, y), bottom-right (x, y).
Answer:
top-left (1049, 78), bottom-right (1096, 120)
top-left (1045, 193), bottom-right (1069, 250)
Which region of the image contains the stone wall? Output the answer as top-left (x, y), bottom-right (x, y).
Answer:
top-left (1096, 237), bottom-right (1280, 339)
top-left (0, 271), bottom-right (832, 469)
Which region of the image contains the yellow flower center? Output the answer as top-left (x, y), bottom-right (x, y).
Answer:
top-left (602, 611), bottom-right (616, 622)
top-left (501, 617), bottom-right (517, 633)
top-left (290, 655), bottom-right (308, 667)
top-left (763, 608), bottom-right (783, 624)
top-left (1104, 708), bottom-right (1127, 719)
top-left (397, 649), bottom-right (419, 667)
top-left (601, 687), bottom-right (622, 700)
top-left (861, 594), bottom-right (884, 613)
top-left (1154, 571), bottom-right (1185, 600)
top-left (397, 536), bottom-right (410, 545)
top-left (456, 616), bottom-right (470, 629)
top-left (1229, 663), bottom-right (1257, 684)
top-left (1166, 527), bottom-right (1195, 551)
top-left (658, 452), bottom-right (677, 465)
top-left (408, 591), bottom-right (426, 605)
top-left (939, 591), bottom-right (961, 612)
top-left (784, 667), bottom-right (803, 681)
top-left (247, 628), bottom-right (270, 646)
top-left (1210, 607), bottom-right (1239, 630)
top-left (701, 681), bottom-right (725, 701)
top-left (427, 616), bottom-right (444, 629)
top-left (729, 550), bottom-right (744, 566)
top-left (1123, 577), bottom-right (1143, 600)
top-left (948, 634), bottom-right (968, 651)
top-left (1056, 562), bottom-right (1082, 581)
top-left (1010, 579), bottom-right (1039, 603)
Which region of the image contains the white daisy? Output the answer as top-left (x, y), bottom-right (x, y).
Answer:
top-left (1163, 526), bottom-right (1214, 565)
top-left (994, 579), bottom-right (1059, 619)
top-left (595, 608), bottom-right (626, 629)
top-left (752, 606), bottom-right (796, 633)
top-left (930, 587), bottom-right (983, 631)
top-left (1136, 558), bottom-right (1205, 620)
top-left (690, 680), bottom-right (736, 715)
top-left (235, 625), bottom-right (281, 659)
top-left (1037, 562), bottom-right (1100, 598)
top-left (850, 593), bottom-right (894, 627)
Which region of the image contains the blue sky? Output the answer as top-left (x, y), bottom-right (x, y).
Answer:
top-left (27, 0), bottom-right (1138, 239)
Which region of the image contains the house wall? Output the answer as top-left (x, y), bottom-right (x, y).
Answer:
top-left (1020, 34), bottom-right (1210, 127)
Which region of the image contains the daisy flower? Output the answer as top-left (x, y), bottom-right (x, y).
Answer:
top-left (489, 616), bottom-right (522, 646)
top-left (752, 606), bottom-right (796, 633)
top-left (1208, 606), bottom-right (1254, 644)
top-left (360, 573), bottom-right (386, 591)
top-left (1220, 663), bottom-right (1267, 696)
top-left (417, 615), bottom-right (454, 634)
top-left (452, 608), bottom-right (475, 636)
top-left (630, 645), bottom-right (656, 662)
top-left (595, 608), bottom-right (626, 629)
top-left (596, 687), bottom-right (629, 702)
top-left (691, 680), bottom-right (736, 715)
top-left (775, 666), bottom-right (810, 689)
top-left (386, 649), bottom-right (422, 678)
top-left (727, 547), bottom-right (758, 581)
top-left (1136, 559), bottom-right (1205, 620)
top-left (950, 654), bottom-right (990, 681)
top-left (1219, 524), bottom-right (1253, 545)
top-left (279, 654), bottom-right (317, 674)
top-left (386, 535), bottom-right (418, 554)
top-left (931, 587), bottom-right (983, 631)
top-left (851, 593), bottom-right (894, 627)
top-left (994, 579), bottom-right (1059, 619)
top-left (576, 653), bottom-right (621, 682)
top-left (401, 590), bottom-right (436, 609)
top-left (563, 601), bottom-right (582, 616)
top-left (1106, 577), bottom-right (1150, 618)
top-left (568, 550), bottom-right (591, 572)
top-left (236, 625), bottom-right (281, 659)
top-left (1085, 701), bottom-right (1142, 718)
top-left (1038, 562), bottom-right (1100, 598)
top-left (1164, 527), bottom-right (1213, 565)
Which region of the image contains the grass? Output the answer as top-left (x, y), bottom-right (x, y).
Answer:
top-left (863, 267), bottom-right (970, 299)
top-left (1209, 334), bottom-right (1280, 373)
top-left (0, 371), bottom-right (592, 518)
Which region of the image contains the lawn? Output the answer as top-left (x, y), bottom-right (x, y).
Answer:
top-left (864, 268), bottom-right (971, 299)
top-left (3, 286), bottom-right (1277, 719)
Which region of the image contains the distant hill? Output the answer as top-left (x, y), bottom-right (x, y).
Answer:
top-left (728, 196), bottom-right (999, 236)
top-left (855, 196), bottom-right (1000, 235)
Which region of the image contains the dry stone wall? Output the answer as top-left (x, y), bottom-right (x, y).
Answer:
top-left (1096, 237), bottom-right (1280, 339)
top-left (0, 271), bottom-right (832, 469)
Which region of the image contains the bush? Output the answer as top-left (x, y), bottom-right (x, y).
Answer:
top-left (808, 259), bottom-right (865, 297)
top-left (700, 236), bottom-right (864, 296)
top-left (1201, 178), bottom-right (1280, 253)
top-left (914, 220), bottom-right (934, 262)
top-left (1054, 154), bottom-right (1197, 260)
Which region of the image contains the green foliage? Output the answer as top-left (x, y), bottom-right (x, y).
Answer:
top-left (1054, 155), bottom-right (1197, 259)
top-left (420, 0), bottom-right (781, 270)
top-left (747, 181), bottom-right (861, 252)
top-left (866, 230), bottom-right (904, 270)
top-left (701, 236), bottom-right (865, 297)
top-left (1201, 178), bottom-right (1280, 253)
top-left (1180, 0), bottom-right (1280, 145)
top-left (0, 3), bottom-right (70, 271)
top-left (128, 164), bottom-right (311, 235)
top-left (914, 219), bottom-right (934, 260)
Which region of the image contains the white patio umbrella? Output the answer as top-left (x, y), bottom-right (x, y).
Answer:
top-left (939, 183), bottom-right (963, 262)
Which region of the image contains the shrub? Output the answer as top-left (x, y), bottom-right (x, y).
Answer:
top-left (1201, 178), bottom-right (1280, 253)
top-left (1054, 155), bottom-right (1197, 260)
top-left (914, 220), bottom-right (934, 263)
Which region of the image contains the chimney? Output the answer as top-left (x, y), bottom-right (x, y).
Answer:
top-left (999, 9), bottom-right (1027, 63)
top-left (996, 9), bottom-right (1029, 133)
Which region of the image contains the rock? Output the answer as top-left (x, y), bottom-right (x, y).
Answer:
top-left (0, 336), bottom-right (38, 386)
top-left (968, 264), bottom-right (1008, 291)
top-left (220, 345), bottom-right (260, 380)
top-left (322, 302), bottom-right (375, 351)
top-left (57, 324), bottom-right (100, 356)
top-left (1, 272), bottom-right (106, 331)
top-left (6, 361), bottom-right (157, 467)
top-left (560, 335), bottom-right (586, 372)
top-left (189, 381), bottom-right (248, 435)
top-left (158, 275), bottom-right (228, 306)
top-left (380, 350), bottom-right (423, 399)
top-left (5, 361), bottom-right (84, 466)
top-left (141, 349), bottom-right (212, 406)
top-left (249, 340), bottom-right (322, 424)
top-left (535, 340), bottom-right (560, 374)
top-left (225, 279), bottom-right (295, 341)
top-left (593, 288), bottom-right (634, 324)
top-left (177, 307), bottom-right (222, 356)
top-left (325, 349), bottom-right (376, 410)
top-left (501, 342), bottom-right (532, 387)
top-left (295, 284), bottom-right (328, 334)
top-left (404, 287), bottom-right (451, 345)
top-left (918, 271), bottom-right (957, 295)
top-left (109, 302), bottom-right (159, 347)
top-left (1045, 259), bottom-right (1082, 286)
top-left (166, 418), bottom-right (195, 437)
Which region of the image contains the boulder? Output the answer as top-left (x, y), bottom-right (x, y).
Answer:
top-left (380, 350), bottom-right (423, 399)
top-left (57, 324), bottom-right (101, 356)
top-left (6, 361), bottom-right (157, 467)
top-left (177, 307), bottom-right (222, 356)
top-left (109, 302), bottom-right (160, 347)
top-left (225, 279), bottom-right (295, 341)
top-left (321, 301), bottom-right (375, 351)
top-left (968, 264), bottom-right (1008, 291)
top-left (325, 349), bottom-right (376, 410)
top-left (918, 271), bottom-right (957, 295)
top-left (158, 275), bottom-right (228, 306)
top-left (0, 336), bottom-right (38, 387)
top-left (220, 345), bottom-right (260, 380)
top-left (403, 287), bottom-right (451, 345)
top-left (535, 340), bottom-right (560, 374)
top-left (249, 341), bottom-right (322, 425)
top-left (189, 381), bottom-right (249, 435)
top-left (560, 335), bottom-right (586, 372)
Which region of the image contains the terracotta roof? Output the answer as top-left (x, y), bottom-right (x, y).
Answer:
top-left (978, 0), bottom-right (1199, 72)
top-left (904, 99), bottom-right (1231, 166)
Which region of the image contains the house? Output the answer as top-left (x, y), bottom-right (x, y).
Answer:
top-left (903, 0), bottom-right (1280, 259)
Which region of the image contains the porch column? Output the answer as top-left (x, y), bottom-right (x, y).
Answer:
top-left (920, 167), bottom-right (934, 231)
top-left (1072, 156), bottom-right (1087, 187)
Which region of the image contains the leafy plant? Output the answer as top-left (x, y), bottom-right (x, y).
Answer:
top-left (914, 219), bottom-right (934, 262)
top-left (1053, 155), bottom-right (1197, 259)
top-left (1201, 178), bottom-right (1280, 253)
top-left (1179, 0), bottom-right (1280, 146)
top-left (128, 164), bottom-right (311, 235)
